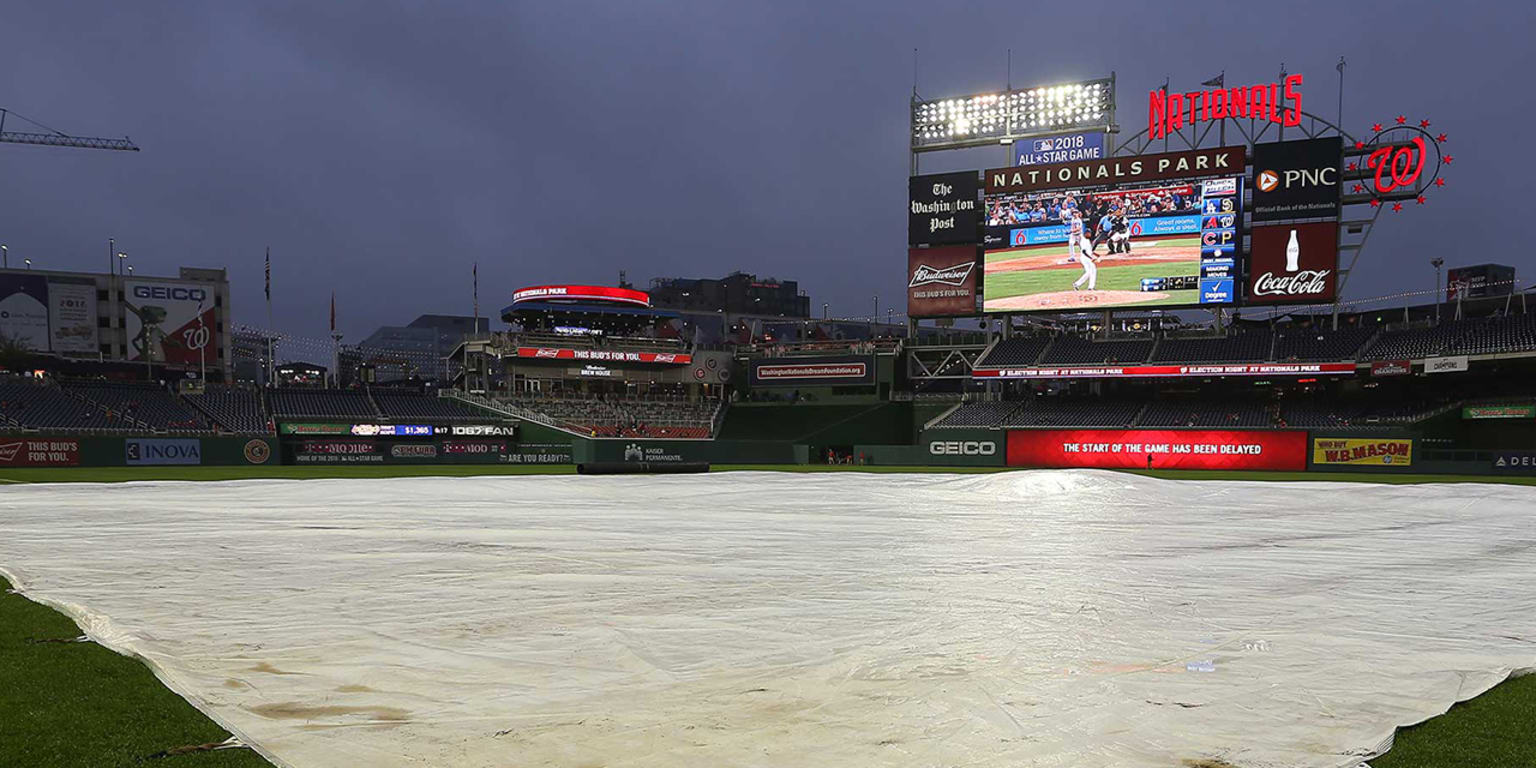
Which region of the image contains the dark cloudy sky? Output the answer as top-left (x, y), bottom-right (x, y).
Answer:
top-left (2, 1), bottom-right (1528, 341)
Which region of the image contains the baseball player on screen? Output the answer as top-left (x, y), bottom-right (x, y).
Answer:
top-left (1066, 207), bottom-right (1098, 291)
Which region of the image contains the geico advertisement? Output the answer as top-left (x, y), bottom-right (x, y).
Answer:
top-left (124, 279), bottom-right (217, 365)
top-left (1312, 438), bottom-right (1413, 467)
top-left (1007, 429), bottom-right (1307, 471)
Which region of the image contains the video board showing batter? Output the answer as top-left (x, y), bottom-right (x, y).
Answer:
top-left (981, 147), bottom-right (1243, 312)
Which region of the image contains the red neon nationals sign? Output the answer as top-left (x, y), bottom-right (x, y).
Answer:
top-left (1150, 74), bottom-right (1304, 140)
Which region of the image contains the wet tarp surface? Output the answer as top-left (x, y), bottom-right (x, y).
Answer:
top-left (2, 471), bottom-right (1533, 767)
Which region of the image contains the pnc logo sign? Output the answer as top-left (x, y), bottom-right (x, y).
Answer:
top-left (1258, 166), bottom-right (1336, 193)
top-left (928, 440), bottom-right (997, 456)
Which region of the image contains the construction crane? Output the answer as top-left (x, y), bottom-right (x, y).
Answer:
top-left (0, 107), bottom-right (138, 152)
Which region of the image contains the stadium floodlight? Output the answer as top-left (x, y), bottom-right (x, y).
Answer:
top-left (911, 77), bottom-right (1115, 152)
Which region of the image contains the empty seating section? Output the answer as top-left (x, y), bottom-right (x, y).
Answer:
top-left (1274, 326), bottom-right (1376, 361)
top-left (373, 392), bottom-right (492, 422)
top-left (930, 402), bottom-right (1019, 428)
top-left (184, 385), bottom-right (270, 433)
top-left (1139, 400), bottom-right (1270, 428)
top-left (268, 389), bottom-right (377, 419)
top-left (0, 380), bottom-right (142, 432)
top-left (976, 337), bottom-right (1051, 367)
top-left (1151, 332), bottom-right (1270, 363)
top-left (505, 395), bottom-right (717, 438)
top-left (1360, 323), bottom-right (1460, 361)
top-left (1003, 399), bottom-right (1141, 428)
top-left (1040, 336), bottom-right (1154, 365)
top-left (63, 381), bottom-right (210, 432)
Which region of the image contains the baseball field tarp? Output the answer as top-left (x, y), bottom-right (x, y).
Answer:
top-left (1007, 429), bottom-right (1307, 471)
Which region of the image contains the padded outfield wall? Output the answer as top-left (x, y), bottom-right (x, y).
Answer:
top-left (0, 435), bottom-right (278, 468)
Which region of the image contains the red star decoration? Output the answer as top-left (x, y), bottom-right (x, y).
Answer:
top-left (1352, 183), bottom-right (1364, 193)
top-left (1371, 122), bottom-right (1383, 132)
top-left (1395, 115), bottom-right (1407, 124)
top-left (1370, 199), bottom-right (1382, 207)
top-left (1444, 155), bottom-right (1454, 164)
top-left (1434, 178), bottom-right (1446, 187)
top-left (1419, 119), bottom-right (1431, 128)
top-left (1417, 196), bottom-right (1426, 205)
top-left (1347, 161), bottom-right (1357, 171)
top-left (1436, 133), bottom-right (1447, 143)
top-left (1392, 202), bottom-right (1403, 211)
top-left (1354, 140), bottom-right (1366, 150)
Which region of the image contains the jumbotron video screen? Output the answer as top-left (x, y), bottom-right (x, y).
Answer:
top-left (981, 152), bottom-right (1243, 312)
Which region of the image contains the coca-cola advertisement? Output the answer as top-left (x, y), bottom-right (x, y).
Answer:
top-left (907, 245), bottom-right (981, 317)
top-left (1245, 222), bottom-right (1338, 305)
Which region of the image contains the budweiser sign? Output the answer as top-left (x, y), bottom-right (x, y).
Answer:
top-left (1251, 269), bottom-right (1332, 298)
top-left (909, 262), bottom-right (974, 288)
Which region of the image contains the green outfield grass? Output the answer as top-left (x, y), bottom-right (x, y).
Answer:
top-left (2, 463), bottom-right (1532, 767)
top-left (1, 573), bottom-right (273, 768)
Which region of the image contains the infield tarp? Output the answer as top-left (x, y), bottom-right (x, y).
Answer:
top-left (2, 472), bottom-right (1533, 768)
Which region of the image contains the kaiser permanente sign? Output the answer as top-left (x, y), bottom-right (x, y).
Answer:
top-left (974, 362), bottom-right (1355, 380)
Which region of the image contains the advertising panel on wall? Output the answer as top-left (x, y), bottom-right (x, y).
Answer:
top-left (47, 278), bottom-right (99, 355)
top-left (0, 437), bottom-right (81, 467)
top-left (1370, 360), bottom-right (1412, 377)
top-left (981, 147), bottom-right (1245, 312)
top-left (1312, 438), bottom-right (1413, 467)
top-left (909, 171), bottom-right (980, 246)
top-left (1425, 355), bottom-right (1469, 374)
top-left (1251, 137), bottom-right (1342, 222)
top-left (1014, 131), bottom-right (1106, 167)
top-left (1245, 222), bottom-right (1339, 305)
top-left (515, 347), bottom-right (691, 365)
top-left (293, 440), bottom-right (384, 464)
top-left (974, 362), bottom-right (1355, 380)
top-left (0, 273), bottom-right (51, 351)
top-left (125, 438), bottom-right (203, 466)
top-left (907, 245), bottom-right (981, 317)
top-left (749, 356), bottom-right (876, 387)
top-left (1006, 429), bottom-right (1307, 471)
top-left (1492, 452), bottom-right (1536, 473)
top-left (123, 279), bottom-right (217, 366)
top-left (1462, 404), bottom-right (1536, 420)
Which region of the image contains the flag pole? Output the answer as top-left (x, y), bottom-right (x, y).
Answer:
top-left (265, 247), bottom-right (274, 387)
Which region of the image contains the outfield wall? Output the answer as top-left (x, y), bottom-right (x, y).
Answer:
top-left (0, 435), bottom-right (277, 468)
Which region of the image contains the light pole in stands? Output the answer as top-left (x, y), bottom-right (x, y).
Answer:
top-left (1431, 257), bottom-right (1444, 322)
top-left (822, 303), bottom-right (828, 320)
top-left (1, 244), bottom-right (7, 269)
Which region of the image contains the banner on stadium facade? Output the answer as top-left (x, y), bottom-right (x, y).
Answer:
top-left (1015, 131), bottom-right (1106, 167)
top-left (514, 347), bottom-right (692, 365)
top-left (1462, 404), bottom-right (1536, 420)
top-left (909, 171), bottom-right (980, 246)
top-left (1424, 355), bottom-right (1469, 374)
top-left (1006, 429), bottom-right (1307, 471)
top-left (974, 362), bottom-right (1355, 380)
top-left (47, 278), bottom-right (100, 355)
top-left (1370, 360), bottom-right (1412, 377)
top-left (0, 273), bottom-right (51, 352)
top-left (749, 355), bottom-right (876, 387)
top-left (1245, 222), bottom-right (1339, 305)
top-left (123, 279), bottom-right (217, 366)
top-left (985, 146), bottom-right (1245, 194)
top-left (1311, 438), bottom-right (1413, 467)
top-left (125, 438), bottom-right (203, 466)
top-left (0, 438), bottom-right (81, 467)
top-left (1251, 137), bottom-right (1343, 222)
top-left (907, 245), bottom-right (981, 317)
